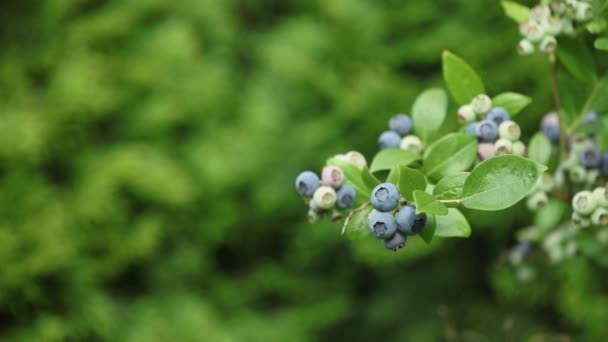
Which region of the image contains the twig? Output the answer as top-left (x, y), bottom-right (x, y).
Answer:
top-left (341, 202), bottom-right (370, 235)
top-left (548, 54), bottom-right (569, 161)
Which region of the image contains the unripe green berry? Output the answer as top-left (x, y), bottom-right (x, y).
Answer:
top-left (575, 2), bottom-right (593, 21)
top-left (313, 186), bottom-right (337, 209)
top-left (543, 16), bottom-right (562, 35)
top-left (525, 21), bottom-right (545, 42)
top-left (498, 120), bottom-right (521, 141)
top-left (586, 169), bottom-right (600, 186)
top-left (457, 105), bottom-right (476, 124)
top-left (472, 94), bottom-right (492, 115)
top-left (527, 192), bottom-right (548, 210)
top-left (307, 209), bottom-right (320, 223)
top-left (345, 151), bottom-right (367, 169)
top-left (494, 138), bottom-right (513, 156)
top-left (512, 141), bottom-right (527, 157)
top-left (539, 35), bottom-right (557, 53)
top-left (572, 190), bottom-right (597, 216)
top-left (569, 165), bottom-right (587, 184)
top-left (517, 39), bottom-right (535, 55)
top-left (536, 173), bottom-right (555, 192)
top-left (561, 18), bottom-right (575, 35)
top-left (593, 187), bottom-right (608, 207)
top-left (400, 135), bottom-right (423, 153)
top-left (572, 212), bottom-right (591, 228)
top-left (591, 207), bottom-right (608, 226)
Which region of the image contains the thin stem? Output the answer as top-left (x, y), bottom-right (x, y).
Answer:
top-left (549, 54), bottom-right (569, 161)
top-left (341, 202), bottom-right (370, 235)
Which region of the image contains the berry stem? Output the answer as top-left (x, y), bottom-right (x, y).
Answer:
top-left (548, 54), bottom-right (569, 162)
top-left (341, 202), bottom-right (370, 235)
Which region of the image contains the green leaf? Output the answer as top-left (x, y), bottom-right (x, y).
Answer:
top-left (361, 166), bottom-right (381, 189)
top-left (387, 166), bottom-right (427, 201)
top-left (419, 214), bottom-right (436, 244)
top-left (442, 51), bottom-right (485, 105)
top-left (413, 190), bottom-right (448, 216)
top-left (558, 71), bottom-right (588, 127)
top-left (528, 132), bottom-right (552, 166)
top-left (412, 88), bottom-right (448, 142)
top-left (369, 148), bottom-right (421, 173)
top-left (327, 157), bottom-right (375, 205)
top-left (423, 133), bottom-right (478, 182)
top-left (595, 37), bottom-right (608, 50)
top-left (435, 208), bottom-right (471, 238)
top-left (501, 1), bottom-right (531, 23)
top-left (491, 92), bottom-right (532, 116)
top-left (433, 172), bottom-right (469, 201)
top-left (343, 206), bottom-right (373, 240)
top-left (557, 37), bottom-right (597, 83)
top-left (461, 155), bottom-right (547, 211)
top-left (534, 199), bottom-right (568, 237)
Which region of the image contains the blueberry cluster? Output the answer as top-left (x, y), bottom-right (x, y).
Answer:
top-left (367, 183), bottom-right (427, 251)
top-left (517, 1), bottom-right (592, 55)
top-left (459, 94), bottom-right (527, 161)
top-left (295, 153), bottom-right (363, 223)
top-left (378, 113), bottom-right (423, 153)
top-left (571, 186), bottom-right (608, 227)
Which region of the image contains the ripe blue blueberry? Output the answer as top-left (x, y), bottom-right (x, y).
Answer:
top-left (378, 131), bottom-right (401, 150)
top-left (382, 232), bottom-right (407, 251)
top-left (395, 205), bottom-right (416, 235)
top-left (486, 107), bottom-right (510, 126)
top-left (466, 122), bottom-right (479, 136)
top-left (295, 171), bottom-right (320, 197)
top-left (412, 212), bottom-right (427, 234)
top-left (368, 210), bottom-right (398, 239)
top-left (336, 184), bottom-right (356, 209)
top-left (475, 120), bottom-right (498, 142)
top-left (541, 112), bottom-right (559, 143)
top-left (579, 147), bottom-right (601, 169)
top-left (370, 183), bottom-right (401, 212)
top-left (582, 110), bottom-right (599, 124)
top-left (389, 114), bottom-right (413, 136)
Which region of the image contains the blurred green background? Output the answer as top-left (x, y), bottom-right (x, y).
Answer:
top-left (2, 0), bottom-right (607, 340)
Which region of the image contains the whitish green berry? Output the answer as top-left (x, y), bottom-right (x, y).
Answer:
top-left (345, 151), bottom-right (367, 168)
top-left (527, 192), bottom-right (548, 210)
top-left (539, 36), bottom-right (557, 53)
top-left (457, 105), bottom-right (476, 124)
top-left (572, 212), bottom-right (591, 229)
top-left (307, 209), bottom-right (320, 224)
top-left (575, 2), bottom-right (593, 21)
top-left (472, 94), bottom-right (492, 115)
top-left (498, 121), bottom-right (521, 141)
top-left (400, 135), bottom-right (423, 153)
top-left (538, 173), bottom-right (555, 192)
top-left (517, 39), bottom-right (535, 55)
top-left (569, 165), bottom-right (587, 184)
top-left (512, 141), bottom-right (527, 157)
top-left (593, 187), bottom-right (608, 207)
top-left (591, 208), bottom-right (608, 226)
top-left (543, 16), bottom-right (563, 35)
top-left (494, 139), bottom-right (514, 156)
top-left (572, 190), bottom-right (597, 215)
top-left (313, 186), bottom-right (337, 209)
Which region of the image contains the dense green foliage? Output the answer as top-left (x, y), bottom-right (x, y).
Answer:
top-left (2, 0), bottom-right (607, 340)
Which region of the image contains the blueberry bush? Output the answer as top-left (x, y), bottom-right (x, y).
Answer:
top-left (3, 0), bottom-right (608, 340)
